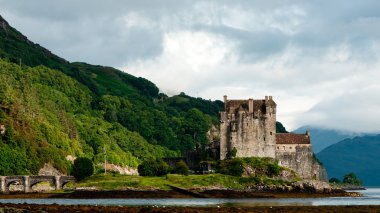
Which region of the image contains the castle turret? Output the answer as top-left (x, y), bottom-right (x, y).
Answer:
top-left (263, 95), bottom-right (276, 157)
top-left (248, 98), bottom-right (253, 113)
top-left (223, 95), bottom-right (227, 110)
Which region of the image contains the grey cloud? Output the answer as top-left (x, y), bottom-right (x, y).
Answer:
top-left (297, 87), bottom-right (380, 133)
top-left (0, 1), bottom-right (167, 66)
top-left (197, 25), bottom-right (289, 62)
top-left (1, 0), bottom-right (380, 132)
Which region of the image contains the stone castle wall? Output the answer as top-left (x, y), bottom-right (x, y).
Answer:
top-left (275, 144), bottom-right (323, 180)
top-left (220, 96), bottom-right (276, 160)
top-left (275, 133), bottom-right (327, 181)
top-left (219, 95), bottom-right (327, 181)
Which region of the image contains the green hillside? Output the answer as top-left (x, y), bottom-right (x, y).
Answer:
top-left (0, 15), bottom-right (225, 175)
top-left (317, 135), bottom-right (380, 186)
top-left (0, 15), bottom-right (157, 99)
top-left (0, 59), bottom-right (179, 175)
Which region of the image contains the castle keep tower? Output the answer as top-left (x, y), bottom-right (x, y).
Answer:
top-left (220, 96), bottom-right (277, 160)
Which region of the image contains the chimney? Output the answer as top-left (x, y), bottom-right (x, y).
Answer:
top-left (265, 96), bottom-right (268, 101)
top-left (306, 130), bottom-right (310, 137)
top-left (223, 95), bottom-right (228, 111)
top-left (248, 98), bottom-right (253, 113)
top-left (269, 96), bottom-right (273, 101)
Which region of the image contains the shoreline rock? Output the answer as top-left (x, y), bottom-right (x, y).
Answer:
top-left (1, 203), bottom-right (380, 213)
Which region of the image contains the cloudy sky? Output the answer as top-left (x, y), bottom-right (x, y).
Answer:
top-left (1, 0), bottom-right (380, 132)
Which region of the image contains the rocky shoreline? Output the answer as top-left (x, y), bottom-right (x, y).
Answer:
top-left (0, 203), bottom-right (380, 213)
top-left (0, 180), bottom-right (362, 199)
top-left (0, 180), bottom-right (366, 213)
top-left (0, 182), bottom-right (368, 212)
top-left (0, 188), bottom-right (360, 199)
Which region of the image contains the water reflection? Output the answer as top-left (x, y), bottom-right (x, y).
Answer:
top-left (0, 188), bottom-right (379, 207)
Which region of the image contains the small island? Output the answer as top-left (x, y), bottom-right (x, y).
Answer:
top-left (0, 96), bottom-right (359, 199)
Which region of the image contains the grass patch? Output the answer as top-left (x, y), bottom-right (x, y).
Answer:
top-left (74, 173), bottom-right (293, 190)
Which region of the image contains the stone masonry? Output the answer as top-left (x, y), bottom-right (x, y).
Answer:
top-left (276, 132), bottom-right (327, 181)
top-left (220, 95), bottom-right (276, 160)
top-left (219, 95), bottom-right (327, 181)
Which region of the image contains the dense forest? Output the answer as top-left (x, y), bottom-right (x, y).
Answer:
top-left (0, 15), bottom-right (226, 175)
top-left (0, 15), bottom-right (287, 175)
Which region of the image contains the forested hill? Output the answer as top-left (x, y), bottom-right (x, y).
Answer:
top-left (0, 15), bottom-right (159, 98)
top-left (0, 59), bottom-right (178, 174)
top-left (0, 15), bottom-right (225, 175)
top-left (0, 15), bottom-right (287, 175)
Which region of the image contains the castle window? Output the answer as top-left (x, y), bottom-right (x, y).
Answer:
top-left (270, 132), bottom-right (272, 135)
top-left (231, 123), bottom-right (237, 132)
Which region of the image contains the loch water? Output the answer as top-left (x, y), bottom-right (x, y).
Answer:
top-left (0, 188), bottom-right (379, 207)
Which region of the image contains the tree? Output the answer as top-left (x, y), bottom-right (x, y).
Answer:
top-left (174, 160), bottom-right (189, 175)
top-left (343, 172), bottom-right (362, 186)
top-left (276, 122), bottom-right (288, 133)
top-left (138, 159), bottom-right (171, 176)
top-left (72, 157), bottom-right (94, 180)
top-left (329, 177), bottom-right (341, 184)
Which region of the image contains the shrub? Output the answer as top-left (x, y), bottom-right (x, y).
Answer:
top-left (329, 177), bottom-right (341, 184)
top-left (230, 147), bottom-right (237, 158)
top-left (174, 160), bottom-right (189, 175)
top-left (218, 157), bottom-right (284, 178)
top-left (267, 163), bottom-right (282, 176)
top-left (218, 158), bottom-right (244, 177)
top-left (72, 157), bottom-right (94, 180)
top-left (343, 173), bottom-right (362, 186)
top-left (138, 159), bottom-right (172, 176)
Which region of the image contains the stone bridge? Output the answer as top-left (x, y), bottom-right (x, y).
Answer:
top-left (0, 176), bottom-right (76, 193)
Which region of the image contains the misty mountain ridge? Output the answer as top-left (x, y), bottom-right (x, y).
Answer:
top-left (317, 134), bottom-right (380, 186)
top-left (292, 125), bottom-right (371, 153)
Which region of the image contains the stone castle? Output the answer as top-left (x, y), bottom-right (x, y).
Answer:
top-left (219, 96), bottom-right (327, 181)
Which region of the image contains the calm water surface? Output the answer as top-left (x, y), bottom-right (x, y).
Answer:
top-left (0, 188), bottom-right (379, 207)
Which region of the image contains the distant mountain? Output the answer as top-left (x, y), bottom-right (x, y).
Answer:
top-left (317, 135), bottom-right (380, 186)
top-left (293, 126), bottom-right (363, 153)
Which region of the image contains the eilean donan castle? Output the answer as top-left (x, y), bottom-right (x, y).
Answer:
top-left (219, 96), bottom-right (327, 181)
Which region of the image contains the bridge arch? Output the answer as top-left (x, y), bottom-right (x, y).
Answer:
top-left (29, 176), bottom-right (56, 191)
top-left (0, 175), bottom-right (76, 193)
top-left (4, 176), bottom-right (25, 193)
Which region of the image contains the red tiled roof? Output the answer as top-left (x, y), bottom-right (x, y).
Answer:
top-left (276, 133), bottom-right (310, 144)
